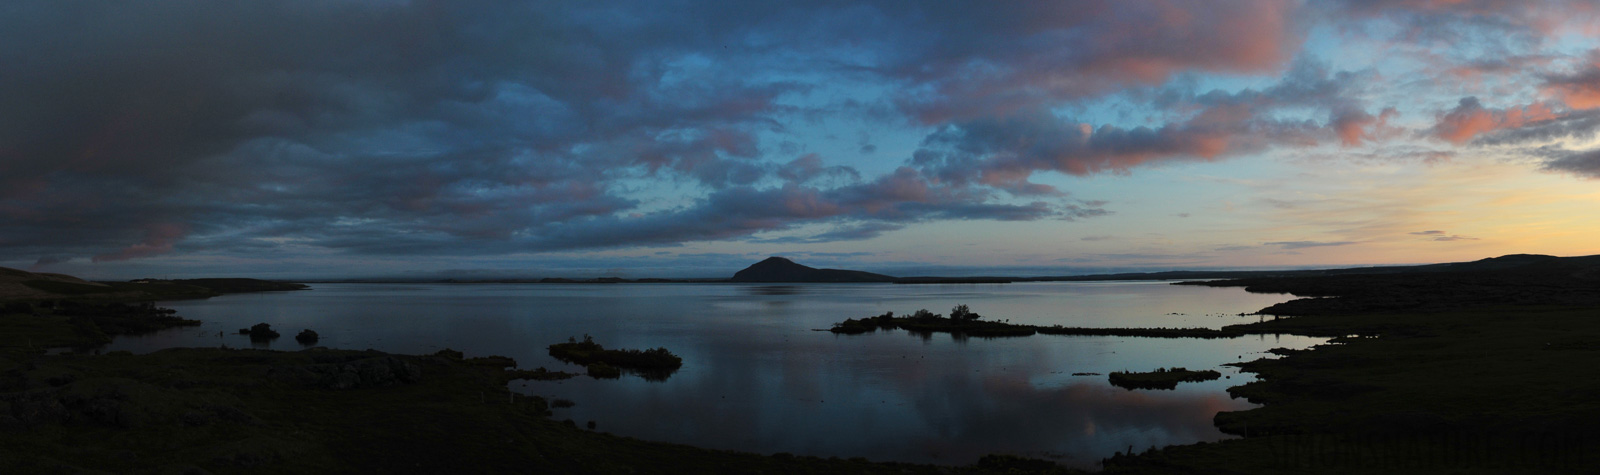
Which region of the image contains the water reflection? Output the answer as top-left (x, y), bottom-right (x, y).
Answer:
top-left (743, 285), bottom-right (806, 296)
top-left (527, 328), bottom-right (1278, 468)
top-left (110, 282), bottom-right (1320, 468)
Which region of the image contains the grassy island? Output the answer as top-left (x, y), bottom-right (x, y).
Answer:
top-left (548, 335), bottom-right (683, 380)
top-left (831, 306), bottom-right (1239, 339)
top-left (1106, 367), bottom-right (1222, 390)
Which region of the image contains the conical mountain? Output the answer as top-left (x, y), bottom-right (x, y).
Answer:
top-left (730, 257), bottom-right (895, 283)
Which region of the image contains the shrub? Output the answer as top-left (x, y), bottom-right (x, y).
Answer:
top-left (951, 304), bottom-right (981, 321)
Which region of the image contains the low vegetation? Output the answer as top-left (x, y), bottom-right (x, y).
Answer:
top-left (1106, 367), bottom-right (1222, 391)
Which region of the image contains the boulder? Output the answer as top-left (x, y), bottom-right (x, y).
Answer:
top-left (247, 323), bottom-right (280, 341)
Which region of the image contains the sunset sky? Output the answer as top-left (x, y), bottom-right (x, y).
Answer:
top-left (3, 1), bottom-right (1599, 279)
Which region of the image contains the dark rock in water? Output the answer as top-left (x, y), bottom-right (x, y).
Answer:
top-left (730, 257), bottom-right (896, 283)
top-left (247, 323), bottom-right (280, 341)
top-left (295, 329), bottom-right (319, 344)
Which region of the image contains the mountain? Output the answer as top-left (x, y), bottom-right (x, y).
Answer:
top-left (730, 257), bottom-right (896, 283)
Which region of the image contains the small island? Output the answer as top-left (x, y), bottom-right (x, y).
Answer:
top-left (548, 335), bottom-right (683, 380)
top-left (830, 305), bottom-right (1242, 339)
top-left (1107, 367), bottom-right (1222, 390)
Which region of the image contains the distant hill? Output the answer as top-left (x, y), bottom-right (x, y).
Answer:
top-left (730, 257), bottom-right (896, 283)
top-left (0, 267), bottom-right (308, 301)
top-left (1180, 253), bottom-right (1600, 315)
top-left (0, 267), bottom-right (122, 300)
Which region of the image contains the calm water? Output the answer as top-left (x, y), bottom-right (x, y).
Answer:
top-left (112, 281), bottom-right (1323, 468)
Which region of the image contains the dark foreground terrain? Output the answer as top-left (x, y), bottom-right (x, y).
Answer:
top-left (1101, 256), bottom-right (1600, 473)
top-left (0, 299), bottom-right (1082, 474)
top-left (4, 254), bottom-right (1600, 473)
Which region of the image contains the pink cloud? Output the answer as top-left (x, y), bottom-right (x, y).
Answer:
top-left (1430, 98), bottom-right (1557, 144)
top-left (92, 223), bottom-right (188, 263)
top-left (898, 0), bottom-right (1304, 124)
top-left (1332, 108), bottom-right (1399, 147)
top-left (1541, 54), bottom-right (1600, 110)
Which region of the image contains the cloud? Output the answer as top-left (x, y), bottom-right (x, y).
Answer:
top-left (909, 58), bottom-right (1385, 194)
top-left (1541, 53), bottom-right (1600, 110)
top-left (1543, 149), bottom-right (1600, 178)
top-left (886, 0), bottom-right (1306, 123)
top-left (92, 223), bottom-right (188, 263)
top-left (1264, 241), bottom-right (1359, 249)
top-left (0, 1), bottom-right (1590, 271)
top-left (777, 154), bottom-right (860, 184)
top-left (1429, 97), bottom-right (1558, 144)
top-left (752, 222), bottom-right (906, 244)
top-left (1327, 0), bottom-right (1600, 44)
top-left (1409, 230), bottom-right (1477, 241)
top-left (8, 1), bottom-right (1190, 263)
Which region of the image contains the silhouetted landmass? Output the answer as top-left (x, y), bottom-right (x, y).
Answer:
top-left (240, 322), bottom-right (281, 341)
top-left (731, 257), bottom-right (897, 283)
top-left (1, 266), bottom-right (308, 301)
top-left (1105, 255), bottom-right (1600, 472)
top-left (1177, 253), bottom-right (1600, 315)
top-left (166, 278), bottom-right (309, 293)
top-left (831, 308), bottom-right (1241, 339)
top-left (1107, 367), bottom-right (1221, 390)
top-left (548, 335), bottom-right (683, 381)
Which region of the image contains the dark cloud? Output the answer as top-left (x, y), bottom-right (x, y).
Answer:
top-left (1409, 230), bottom-right (1477, 241)
top-left (907, 58), bottom-right (1384, 194)
top-left (1543, 149), bottom-right (1600, 178)
top-left (0, 1), bottom-right (1111, 263)
top-left (751, 222), bottom-right (905, 244)
top-left (777, 154), bottom-right (860, 184)
top-left (4, 1), bottom-right (1578, 271)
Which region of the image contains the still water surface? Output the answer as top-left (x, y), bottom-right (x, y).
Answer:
top-left (114, 281), bottom-right (1323, 468)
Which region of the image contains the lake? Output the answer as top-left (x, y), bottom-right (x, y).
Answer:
top-left (113, 281), bottom-right (1325, 468)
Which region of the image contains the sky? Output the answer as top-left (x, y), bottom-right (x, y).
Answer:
top-left (3, 0), bottom-right (1600, 279)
